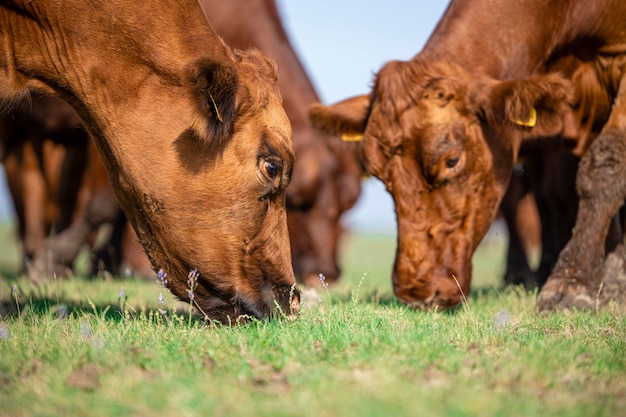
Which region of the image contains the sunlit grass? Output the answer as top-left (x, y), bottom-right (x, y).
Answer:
top-left (1, 222), bottom-right (625, 417)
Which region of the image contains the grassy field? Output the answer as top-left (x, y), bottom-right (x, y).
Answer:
top-left (0, 222), bottom-right (625, 417)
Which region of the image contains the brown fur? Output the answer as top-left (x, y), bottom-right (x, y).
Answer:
top-left (310, 0), bottom-right (626, 311)
top-left (0, 0), bottom-right (300, 322)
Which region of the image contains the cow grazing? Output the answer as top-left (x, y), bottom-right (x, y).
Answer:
top-left (2, 0), bottom-right (363, 287)
top-left (309, 0), bottom-right (626, 311)
top-left (0, 0), bottom-right (300, 321)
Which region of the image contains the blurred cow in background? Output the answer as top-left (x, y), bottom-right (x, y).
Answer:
top-left (1, 93), bottom-right (88, 274)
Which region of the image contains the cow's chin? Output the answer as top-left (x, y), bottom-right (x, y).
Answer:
top-left (392, 271), bottom-right (468, 311)
top-left (192, 281), bottom-right (301, 324)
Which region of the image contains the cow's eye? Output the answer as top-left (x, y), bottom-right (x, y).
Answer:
top-left (446, 157), bottom-right (459, 168)
top-left (258, 157), bottom-right (284, 201)
top-left (424, 151), bottom-right (465, 188)
top-left (259, 157), bottom-right (284, 184)
top-left (262, 160), bottom-right (281, 179)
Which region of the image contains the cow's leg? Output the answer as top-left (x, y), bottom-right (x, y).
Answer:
top-left (535, 146), bottom-right (579, 288)
top-left (90, 208), bottom-right (125, 277)
top-left (28, 190), bottom-right (119, 283)
top-left (500, 168), bottom-right (535, 286)
top-left (597, 207), bottom-right (626, 306)
top-left (536, 125), bottom-right (626, 312)
top-left (20, 141), bottom-right (49, 263)
top-left (54, 141), bottom-right (89, 232)
top-left (533, 189), bottom-right (556, 287)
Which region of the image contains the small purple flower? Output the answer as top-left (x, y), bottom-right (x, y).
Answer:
top-left (187, 269), bottom-right (199, 301)
top-left (56, 304), bottom-right (69, 320)
top-left (187, 269), bottom-right (199, 283)
top-left (318, 273), bottom-right (328, 289)
top-left (156, 269), bottom-right (168, 287)
top-left (158, 292), bottom-right (164, 305)
top-left (119, 287), bottom-right (125, 299)
top-left (494, 310), bottom-right (511, 328)
top-left (80, 321), bottom-right (93, 339)
top-left (11, 285), bottom-right (16, 294)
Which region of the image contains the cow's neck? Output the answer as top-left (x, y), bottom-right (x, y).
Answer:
top-left (422, 0), bottom-right (626, 80)
top-left (86, 88), bottom-right (191, 271)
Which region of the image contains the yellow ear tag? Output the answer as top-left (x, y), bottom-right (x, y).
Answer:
top-left (513, 106), bottom-right (537, 128)
top-left (341, 133), bottom-right (363, 142)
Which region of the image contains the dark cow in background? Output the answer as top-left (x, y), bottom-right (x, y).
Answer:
top-left (0, 93), bottom-right (88, 271)
top-left (1, 104), bottom-right (155, 281)
top-left (310, 0), bottom-right (626, 311)
top-left (501, 53), bottom-right (616, 290)
top-left (500, 140), bottom-right (579, 289)
top-left (0, 0), bottom-right (363, 287)
top-left (0, 0), bottom-right (300, 322)
top-left (0, 95), bottom-right (133, 279)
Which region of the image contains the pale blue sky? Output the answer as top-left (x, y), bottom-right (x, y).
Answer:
top-left (0, 1), bottom-right (450, 233)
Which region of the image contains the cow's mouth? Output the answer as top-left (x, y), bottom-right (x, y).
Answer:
top-left (393, 270), bottom-right (466, 311)
top-left (227, 283), bottom-right (301, 322)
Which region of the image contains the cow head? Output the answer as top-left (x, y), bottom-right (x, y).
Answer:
top-left (131, 50), bottom-right (300, 322)
top-left (310, 58), bottom-right (572, 309)
top-left (0, 0), bottom-right (300, 323)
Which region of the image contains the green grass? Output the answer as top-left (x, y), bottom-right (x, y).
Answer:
top-left (1, 223), bottom-right (625, 417)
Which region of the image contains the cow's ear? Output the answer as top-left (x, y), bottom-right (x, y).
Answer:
top-left (309, 95), bottom-right (371, 142)
top-left (486, 73), bottom-right (574, 139)
top-left (187, 58), bottom-right (238, 149)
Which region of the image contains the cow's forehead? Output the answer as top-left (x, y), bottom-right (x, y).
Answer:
top-left (373, 58), bottom-right (473, 105)
top-left (368, 60), bottom-right (478, 144)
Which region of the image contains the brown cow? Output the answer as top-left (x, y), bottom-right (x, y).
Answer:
top-left (0, 95), bottom-right (156, 280)
top-left (2, 0), bottom-right (363, 287)
top-left (0, 0), bottom-right (300, 321)
top-left (310, 0), bottom-right (626, 311)
top-left (501, 53), bottom-right (615, 290)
